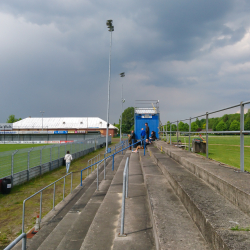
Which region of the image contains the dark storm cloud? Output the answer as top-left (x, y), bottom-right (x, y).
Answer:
top-left (0, 0), bottom-right (250, 123)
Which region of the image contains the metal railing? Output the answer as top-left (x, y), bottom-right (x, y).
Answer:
top-left (119, 156), bottom-right (129, 237)
top-left (80, 141), bottom-right (128, 189)
top-left (5, 171), bottom-right (74, 250)
top-left (159, 100), bottom-right (250, 172)
top-left (87, 154), bottom-right (101, 175)
top-left (4, 233), bottom-right (26, 250)
top-left (80, 139), bottom-right (146, 190)
top-left (21, 172), bottom-right (73, 248)
top-left (0, 136), bottom-right (109, 185)
top-left (6, 139), bottom-right (145, 250)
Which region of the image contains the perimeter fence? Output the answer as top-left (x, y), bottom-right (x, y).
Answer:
top-left (159, 100), bottom-right (250, 172)
top-left (0, 136), bottom-right (110, 186)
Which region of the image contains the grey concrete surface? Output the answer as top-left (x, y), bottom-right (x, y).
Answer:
top-left (139, 151), bottom-right (210, 250)
top-left (148, 145), bottom-right (250, 250)
top-left (113, 153), bottom-right (156, 250)
top-left (154, 141), bottom-right (250, 216)
top-left (80, 152), bottom-right (130, 250)
top-left (22, 154), bottom-right (121, 250)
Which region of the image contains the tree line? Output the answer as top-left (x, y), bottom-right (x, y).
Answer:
top-left (164, 109), bottom-right (250, 132)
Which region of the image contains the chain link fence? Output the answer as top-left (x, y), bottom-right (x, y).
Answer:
top-left (0, 136), bottom-right (110, 186)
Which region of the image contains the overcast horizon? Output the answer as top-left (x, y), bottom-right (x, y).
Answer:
top-left (1, 0), bottom-right (250, 124)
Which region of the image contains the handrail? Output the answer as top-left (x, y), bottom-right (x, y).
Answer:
top-left (4, 233), bottom-right (26, 250)
top-left (22, 172), bottom-right (73, 247)
top-left (159, 100), bottom-right (250, 172)
top-left (119, 156), bottom-right (129, 237)
top-left (80, 139), bottom-right (146, 187)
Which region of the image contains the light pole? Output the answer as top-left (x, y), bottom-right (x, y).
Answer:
top-left (106, 20), bottom-right (114, 153)
top-left (40, 111), bottom-right (45, 131)
top-left (120, 72), bottom-right (125, 142)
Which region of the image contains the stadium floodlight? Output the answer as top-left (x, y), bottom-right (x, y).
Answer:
top-left (105, 19), bottom-right (114, 153)
top-left (120, 72), bottom-right (125, 142)
top-left (40, 111), bottom-right (45, 131)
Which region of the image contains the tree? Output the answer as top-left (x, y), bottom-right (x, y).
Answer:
top-left (178, 121), bottom-right (185, 131)
top-left (229, 120), bottom-right (240, 131)
top-left (212, 118), bottom-right (220, 131)
top-left (191, 122), bottom-right (198, 132)
top-left (121, 107), bottom-right (134, 134)
top-left (6, 115), bottom-right (22, 123)
top-left (245, 118), bottom-right (250, 131)
top-left (113, 123), bottom-right (120, 133)
top-left (195, 118), bottom-right (201, 129)
top-left (216, 121), bottom-right (226, 131)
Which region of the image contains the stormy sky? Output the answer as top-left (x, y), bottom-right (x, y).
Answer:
top-left (0, 0), bottom-right (250, 124)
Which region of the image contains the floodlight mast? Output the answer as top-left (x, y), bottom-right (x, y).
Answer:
top-left (120, 72), bottom-right (125, 142)
top-left (40, 111), bottom-right (45, 131)
top-left (106, 20), bottom-right (114, 153)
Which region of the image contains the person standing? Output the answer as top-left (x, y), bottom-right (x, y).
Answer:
top-left (141, 128), bottom-right (146, 140)
top-left (131, 130), bottom-right (136, 146)
top-left (64, 151), bottom-right (73, 173)
top-left (128, 134), bottom-right (132, 150)
top-left (145, 123), bottom-right (150, 140)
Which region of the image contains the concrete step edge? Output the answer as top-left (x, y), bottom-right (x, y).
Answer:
top-left (80, 152), bottom-right (131, 250)
top-left (148, 146), bottom-right (250, 250)
top-left (154, 141), bottom-right (250, 216)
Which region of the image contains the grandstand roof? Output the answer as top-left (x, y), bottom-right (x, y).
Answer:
top-left (13, 117), bottom-right (117, 130)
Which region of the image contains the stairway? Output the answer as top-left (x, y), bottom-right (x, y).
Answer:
top-left (14, 141), bottom-right (250, 250)
top-left (145, 141), bottom-right (250, 249)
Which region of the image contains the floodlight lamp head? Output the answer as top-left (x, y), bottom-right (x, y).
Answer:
top-left (106, 20), bottom-right (113, 26)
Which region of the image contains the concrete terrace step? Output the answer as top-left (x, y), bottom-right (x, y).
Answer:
top-left (80, 152), bottom-right (131, 250)
top-left (112, 152), bottom-right (156, 250)
top-left (139, 150), bottom-right (210, 250)
top-left (25, 154), bottom-right (121, 250)
top-left (148, 145), bottom-right (250, 250)
top-left (55, 156), bottom-right (123, 250)
top-left (154, 140), bottom-right (250, 216)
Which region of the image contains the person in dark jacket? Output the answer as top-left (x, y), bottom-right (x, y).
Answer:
top-left (145, 123), bottom-right (150, 140)
top-left (131, 130), bottom-right (136, 148)
top-left (149, 131), bottom-right (157, 143)
top-left (128, 134), bottom-right (132, 150)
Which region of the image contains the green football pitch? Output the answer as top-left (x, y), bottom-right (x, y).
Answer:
top-left (0, 143), bottom-right (83, 178)
top-left (163, 135), bottom-right (250, 172)
top-left (0, 144), bottom-right (49, 152)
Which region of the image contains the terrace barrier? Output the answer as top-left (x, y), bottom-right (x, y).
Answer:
top-left (159, 100), bottom-right (250, 172)
top-left (0, 136), bottom-right (111, 187)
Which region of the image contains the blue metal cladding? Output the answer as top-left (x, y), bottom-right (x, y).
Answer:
top-left (134, 114), bottom-right (159, 140)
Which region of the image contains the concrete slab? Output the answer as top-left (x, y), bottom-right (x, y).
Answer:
top-left (113, 151), bottom-right (156, 250)
top-left (80, 192), bottom-right (122, 250)
top-left (24, 154), bottom-right (122, 250)
top-left (148, 145), bottom-right (250, 250)
top-left (154, 141), bottom-right (250, 216)
top-left (139, 151), bottom-right (210, 250)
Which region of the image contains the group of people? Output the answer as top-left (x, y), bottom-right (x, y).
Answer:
top-left (128, 123), bottom-right (157, 152)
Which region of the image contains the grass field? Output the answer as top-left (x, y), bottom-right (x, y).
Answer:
top-left (164, 135), bottom-right (250, 172)
top-left (0, 143), bottom-right (93, 179)
top-left (0, 144), bottom-right (49, 153)
top-left (0, 138), bottom-right (120, 249)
